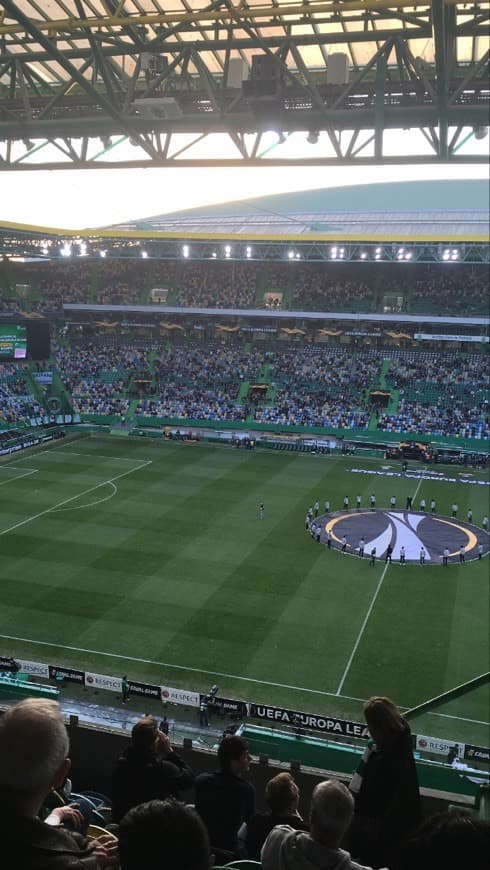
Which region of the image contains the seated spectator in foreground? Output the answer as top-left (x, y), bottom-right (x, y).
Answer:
top-left (118, 798), bottom-right (210, 870)
top-left (194, 734), bottom-right (255, 857)
top-left (246, 771), bottom-right (309, 859)
top-left (0, 698), bottom-right (116, 869)
top-left (111, 715), bottom-right (194, 823)
top-left (261, 779), bottom-right (383, 870)
top-left (401, 807), bottom-right (490, 870)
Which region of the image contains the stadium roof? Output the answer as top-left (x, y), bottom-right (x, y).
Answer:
top-left (107, 179), bottom-right (490, 240)
top-left (1, 2), bottom-right (489, 168)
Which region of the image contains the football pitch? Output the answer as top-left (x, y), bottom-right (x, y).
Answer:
top-left (0, 433), bottom-right (489, 747)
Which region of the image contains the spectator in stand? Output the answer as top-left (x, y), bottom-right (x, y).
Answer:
top-left (194, 734), bottom-right (255, 858)
top-left (246, 772), bottom-right (308, 860)
top-left (111, 715), bottom-right (194, 823)
top-left (118, 798), bottom-right (210, 870)
top-left (0, 698), bottom-right (117, 869)
top-left (348, 696), bottom-right (421, 870)
top-left (402, 807), bottom-right (490, 869)
top-left (261, 779), bottom-right (383, 870)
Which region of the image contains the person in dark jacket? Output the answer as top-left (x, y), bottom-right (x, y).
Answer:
top-left (0, 698), bottom-right (116, 869)
top-left (194, 735), bottom-right (255, 857)
top-left (348, 696), bottom-right (421, 870)
top-left (246, 772), bottom-right (309, 860)
top-left (111, 715), bottom-right (194, 822)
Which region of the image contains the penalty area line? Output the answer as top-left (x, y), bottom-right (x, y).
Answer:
top-left (0, 460), bottom-right (151, 538)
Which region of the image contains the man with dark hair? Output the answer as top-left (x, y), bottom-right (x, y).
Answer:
top-left (261, 779), bottom-right (380, 870)
top-left (402, 807), bottom-right (490, 870)
top-left (246, 772), bottom-right (308, 860)
top-left (118, 799), bottom-right (210, 870)
top-left (0, 699), bottom-right (116, 869)
top-left (194, 735), bottom-right (255, 856)
top-left (111, 715), bottom-right (194, 822)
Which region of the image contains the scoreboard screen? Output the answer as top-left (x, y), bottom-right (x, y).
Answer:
top-left (0, 324), bottom-right (27, 360)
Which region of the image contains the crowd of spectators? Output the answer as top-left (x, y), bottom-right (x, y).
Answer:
top-left (0, 337), bottom-right (487, 438)
top-left (1, 695), bottom-right (488, 870)
top-left (1, 259), bottom-right (487, 314)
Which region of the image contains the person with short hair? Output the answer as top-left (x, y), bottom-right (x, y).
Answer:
top-left (358, 538), bottom-right (365, 558)
top-left (246, 772), bottom-right (308, 860)
top-left (399, 545), bottom-right (406, 564)
top-left (459, 544), bottom-right (465, 563)
top-left (443, 547), bottom-right (450, 567)
top-left (324, 499), bottom-right (330, 513)
top-left (118, 799), bottom-right (210, 870)
top-left (402, 807), bottom-right (490, 870)
top-left (419, 547), bottom-right (426, 565)
top-left (390, 496), bottom-right (396, 509)
top-left (356, 495), bottom-right (361, 510)
top-left (430, 499), bottom-right (436, 513)
top-left (0, 698), bottom-right (116, 869)
top-left (314, 500), bottom-right (319, 517)
top-left (369, 547), bottom-right (376, 566)
top-left (343, 496), bottom-right (349, 510)
top-left (451, 502), bottom-right (458, 517)
top-left (261, 779), bottom-right (379, 870)
top-left (111, 715), bottom-right (194, 823)
top-left (467, 508), bottom-right (472, 523)
top-left (341, 536), bottom-right (347, 553)
top-left (370, 494), bottom-right (376, 510)
top-left (194, 735), bottom-right (255, 856)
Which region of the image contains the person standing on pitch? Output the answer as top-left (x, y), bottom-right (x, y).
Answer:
top-left (459, 544), bottom-right (465, 563)
top-left (443, 547), bottom-right (449, 566)
top-left (399, 546), bottom-right (406, 565)
top-left (430, 499), bottom-right (436, 513)
top-left (370, 493), bottom-right (376, 510)
top-left (385, 544), bottom-right (393, 563)
top-left (419, 547), bottom-right (426, 565)
top-left (358, 537), bottom-right (365, 558)
top-left (259, 503), bottom-right (265, 520)
top-left (343, 496), bottom-right (349, 510)
top-left (356, 494), bottom-right (361, 510)
top-left (122, 675), bottom-right (130, 704)
top-left (452, 502), bottom-right (458, 517)
top-left (483, 515), bottom-right (488, 530)
top-left (406, 495), bottom-right (413, 509)
top-left (390, 495), bottom-right (396, 509)
top-left (369, 547), bottom-right (376, 565)
top-left (326, 530), bottom-right (332, 549)
top-left (314, 500), bottom-right (319, 517)
top-left (419, 498), bottom-right (426, 512)
top-left (324, 498), bottom-right (330, 513)
top-left (341, 536), bottom-right (347, 554)
top-left (467, 508), bottom-right (473, 523)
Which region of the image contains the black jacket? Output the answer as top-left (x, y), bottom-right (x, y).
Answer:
top-left (0, 812), bottom-right (98, 870)
top-left (195, 770), bottom-right (255, 853)
top-left (111, 745), bottom-right (194, 822)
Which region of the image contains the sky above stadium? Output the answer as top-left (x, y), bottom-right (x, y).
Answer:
top-left (1, 130), bottom-right (488, 230)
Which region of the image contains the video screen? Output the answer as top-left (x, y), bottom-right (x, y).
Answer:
top-left (0, 324), bottom-right (27, 360)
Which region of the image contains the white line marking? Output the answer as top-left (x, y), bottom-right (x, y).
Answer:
top-left (50, 452), bottom-right (146, 462)
top-left (51, 482), bottom-right (117, 513)
top-left (0, 632), bottom-right (486, 727)
top-left (336, 562), bottom-right (390, 696)
top-left (0, 433), bottom-right (92, 466)
top-left (0, 633), bottom-right (364, 702)
top-left (0, 467), bottom-right (38, 487)
top-left (0, 460), bottom-right (151, 538)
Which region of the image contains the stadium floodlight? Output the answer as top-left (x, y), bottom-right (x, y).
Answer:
top-left (212, 251), bottom-right (217, 258)
top-left (288, 249), bottom-right (295, 259)
top-left (224, 244), bottom-right (232, 257)
top-left (339, 247), bottom-right (345, 258)
top-left (100, 250), bottom-right (107, 258)
top-left (246, 246), bottom-right (252, 258)
top-left (78, 241), bottom-right (88, 256)
top-left (398, 247), bottom-right (404, 255)
top-left (141, 250), bottom-right (148, 258)
top-left (360, 251), bottom-right (368, 259)
top-left (330, 246), bottom-right (338, 259)
top-left (405, 252), bottom-right (413, 260)
top-left (182, 244), bottom-right (190, 258)
top-left (451, 249), bottom-right (460, 260)
top-left (41, 246), bottom-right (49, 256)
top-left (375, 247), bottom-right (382, 260)
top-left (295, 252), bottom-right (301, 259)
top-left (442, 248), bottom-right (451, 260)
top-left (60, 243), bottom-right (71, 257)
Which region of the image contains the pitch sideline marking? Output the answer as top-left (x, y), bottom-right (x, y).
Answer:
top-left (0, 632), bottom-right (487, 727)
top-left (335, 476), bottom-right (427, 696)
top-left (0, 467), bottom-right (38, 487)
top-left (0, 460), bottom-right (151, 538)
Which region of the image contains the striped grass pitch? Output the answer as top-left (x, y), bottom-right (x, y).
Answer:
top-left (0, 434), bottom-right (488, 746)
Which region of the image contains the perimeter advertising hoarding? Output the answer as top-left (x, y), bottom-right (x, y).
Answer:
top-left (249, 703), bottom-right (369, 738)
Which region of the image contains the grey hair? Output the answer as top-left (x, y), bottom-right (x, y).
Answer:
top-left (310, 780), bottom-right (355, 845)
top-left (0, 699), bottom-right (69, 793)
